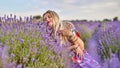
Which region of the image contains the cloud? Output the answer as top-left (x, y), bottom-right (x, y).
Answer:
top-left (0, 0), bottom-right (120, 20)
top-left (32, 0), bottom-right (38, 2)
top-left (78, 1), bottom-right (119, 13)
top-left (55, 0), bottom-right (120, 20)
top-left (41, 1), bottom-right (49, 6)
top-left (63, 0), bottom-right (77, 4)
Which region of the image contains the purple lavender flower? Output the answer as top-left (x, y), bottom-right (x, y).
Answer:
top-left (19, 38), bottom-right (24, 43)
top-left (16, 64), bottom-right (22, 68)
top-left (0, 42), bottom-right (2, 46)
top-left (11, 38), bottom-right (14, 42)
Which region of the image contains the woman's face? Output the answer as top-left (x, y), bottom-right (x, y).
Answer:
top-left (44, 13), bottom-right (53, 27)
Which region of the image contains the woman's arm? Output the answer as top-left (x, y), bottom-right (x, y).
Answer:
top-left (68, 44), bottom-right (84, 58)
top-left (68, 44), bottom-right (78, 50)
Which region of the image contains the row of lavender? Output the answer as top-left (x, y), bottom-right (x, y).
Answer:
top-left (72, 20), bottom-right (120, 68)
top-left (0, 14), bottom-right (120, 68)
top-left (0, 15), bottom-right (66, 68)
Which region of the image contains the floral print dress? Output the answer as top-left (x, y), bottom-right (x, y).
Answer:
top-left (39, 22), bottom-right (101, 68)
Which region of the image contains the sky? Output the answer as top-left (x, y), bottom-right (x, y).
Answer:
top-left (0, 0), bottom-right (120, 20)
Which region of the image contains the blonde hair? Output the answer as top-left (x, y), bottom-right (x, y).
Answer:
top-left (60, 21), bottom-right (75, 45)
top-left (43, 10), bottom-right (75, 45)
top-left (43, 10), bottom-right (61, 38)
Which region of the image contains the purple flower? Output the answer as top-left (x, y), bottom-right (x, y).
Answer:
top-left (10, 53), bottom-right (15, 58)
top-left (0, 42), bottom-right (2, 46)
top-left (11, 38), bottom-right (14, 42)
top-left (33, 42), bottom-right (37, 45)
top-left (0, 23), bottom-right (2, 27)
top-left (17, 64), bottom-right (22, 68)
top-left (19, 38), bottom-right (24, 43)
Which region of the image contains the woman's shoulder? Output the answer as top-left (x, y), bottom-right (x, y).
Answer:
top-left (62, 20), bottom-right (73, 25)
top-left (61, 20), bottom-right (75, 29)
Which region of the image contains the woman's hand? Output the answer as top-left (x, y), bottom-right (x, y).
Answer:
top-left (68, 44), bottom-right (84, 59)
top-left (75, 47), bottom-right (84, 59)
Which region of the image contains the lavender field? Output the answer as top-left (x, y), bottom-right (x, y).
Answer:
top-left (0, 15), bottom-right (120, 68)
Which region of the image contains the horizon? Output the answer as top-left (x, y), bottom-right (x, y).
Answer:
top-left (0, 0), bottom-right (120, 20)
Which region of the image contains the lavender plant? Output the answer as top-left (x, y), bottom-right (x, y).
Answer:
top-left (95, 21), bottom-right (120, 62)
top-left (1, 14), bottom-right (120, 68)
top-left (0, 15), bottom-right (65, 68)
top-left (72, 21), bottom-right (101, 48)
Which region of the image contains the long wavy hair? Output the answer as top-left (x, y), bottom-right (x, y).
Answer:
top-left (43, 10), bottom-right (60, 36)
top-left (43, 10), bottom-right (75, 45)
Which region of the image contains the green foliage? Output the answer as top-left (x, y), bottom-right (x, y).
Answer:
top-left (78, 25), bottom-right (94, 48)
top-left (0, 58), bottom-right (2, 68)
top-left (98, 31), bottom-right (120, 60)
top-left (103, 18), bottom-right (111, 22)
top-left (98, 36), bottom-right (111, 59)
top-left (33, 15), bottom-right (41, 20)
top-left (0, 29), bottom-right (65, 68)
top-left (113, 17), bottom-right (118, 21)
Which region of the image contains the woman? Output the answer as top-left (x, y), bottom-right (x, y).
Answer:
top-left (41, 10), bottom-right (101, 68)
